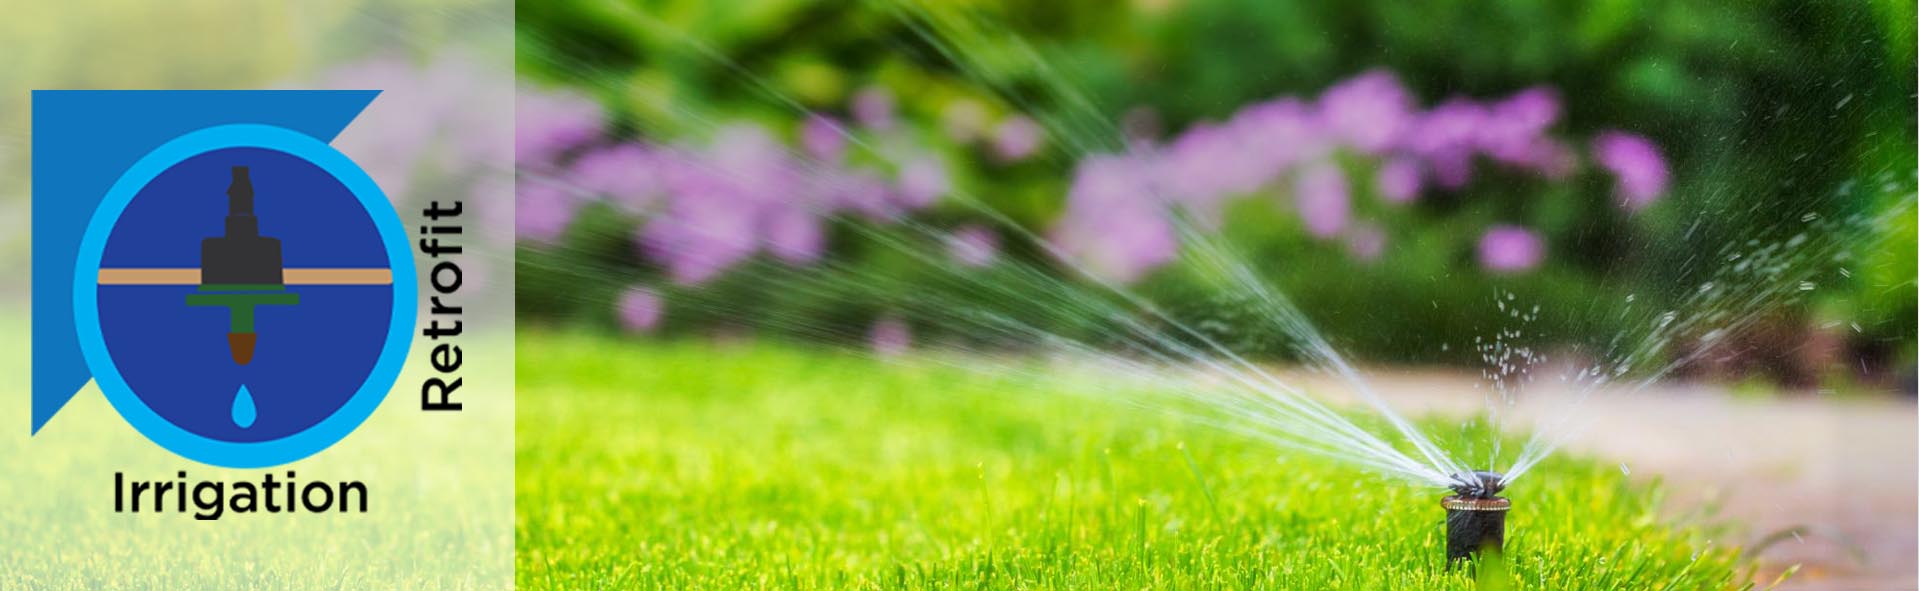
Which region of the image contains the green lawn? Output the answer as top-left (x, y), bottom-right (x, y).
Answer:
top-left (516, 331), bottom-right (1762, 590)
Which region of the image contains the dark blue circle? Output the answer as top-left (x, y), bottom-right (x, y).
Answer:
top-left (99, 147), bottom-right (393, 443)
top-left (76, 124), bottom-right (417, 468)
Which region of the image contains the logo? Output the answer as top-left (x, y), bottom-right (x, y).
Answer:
top-left (33, 91), bottom-right (417, 469)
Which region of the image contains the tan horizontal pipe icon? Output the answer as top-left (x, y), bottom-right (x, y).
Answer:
top-left (97, 268), bottom-right (392, 285)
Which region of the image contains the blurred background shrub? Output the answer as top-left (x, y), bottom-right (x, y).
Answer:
top-left (513, 0), bottom-right (1916, 390)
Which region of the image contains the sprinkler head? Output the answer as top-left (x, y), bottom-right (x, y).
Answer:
top-left (1447, 470), bottom-right (1506, 499)
top-left (1442, 470), bottom-right (1510, 568)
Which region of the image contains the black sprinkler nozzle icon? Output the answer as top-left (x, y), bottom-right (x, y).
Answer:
top-left (186, 166), bottom-right (299, 364)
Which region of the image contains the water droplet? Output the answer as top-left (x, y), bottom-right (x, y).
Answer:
top-left (232, 385), bottom-right (257, 429)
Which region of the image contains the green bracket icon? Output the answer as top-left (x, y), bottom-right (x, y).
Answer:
top-left (186, 286), bottom-right (300, 364)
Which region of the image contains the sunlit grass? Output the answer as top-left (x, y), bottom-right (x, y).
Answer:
top-left (516, 330), bottom-right (1760, 589)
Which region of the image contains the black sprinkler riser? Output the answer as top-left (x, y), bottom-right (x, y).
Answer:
top-left (1442, 469), bottom-right (1509, 567)
top-left (1442, 495), bottom-right (1510, 566)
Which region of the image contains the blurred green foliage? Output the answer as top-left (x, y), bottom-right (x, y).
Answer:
top-left (517, 0), bottom-right (1915, 383)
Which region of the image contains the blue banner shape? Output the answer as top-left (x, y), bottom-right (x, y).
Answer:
top-left (31, 90), bottom-right (378, 434)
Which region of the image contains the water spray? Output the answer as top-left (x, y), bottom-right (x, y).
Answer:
top-left (1443, 470), bottom-right (1509, 567)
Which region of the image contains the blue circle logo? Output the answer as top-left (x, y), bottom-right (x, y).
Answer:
top-left (73, 124), bottom-right (417, 468)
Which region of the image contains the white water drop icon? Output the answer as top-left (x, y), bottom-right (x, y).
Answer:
top-left (231, 385), bottom-right (257, 429)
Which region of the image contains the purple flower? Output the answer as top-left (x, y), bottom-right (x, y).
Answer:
top-left (1157, 102), bottom-right (1319, 217)
top-left (1295, 162), bottom-right (1351, 239)
top-left (570, 143), bottom-right (661, 212)
top-left (1591, 131), bottom-right (1670, 210)
top-left (642, 225), bottom-right (756, 286)
top-left (1317, 70), bottom-right (1414, 154)
top-left (1375, 157), bottom-right (1423, 203)
top-left (516, 177), bottom-right (578, 245)
top-left (1477, 87), bottom-right (1560, 162)
top-left (762, 204), bottom-right (826, 265)
top-left (1053, 154), bottom-right (1179, 282)
top-left (1517, 138), bottom-right (1577, 179)
top-left (1344, 221), bottom-right (1387, 261)
top-left (618, 287), bottom-right (665, 333)
top-left (638, 181), bottom-right (762, 285)
top-left (813, 169), bottom-right (897, 220)
top-left (852, 86), bottom-right (896, 131)
top-left (1059, 203), bottom-right (1179, 283)
top-left (1494, 87), bottom-right (1560, 132)
top-left (946, 225), bottom-right (1000, 267)
top-left (1066, 153), bottom-right (1159, 208)
top-left (870, 316), bottom-right (912, 357)
top-left (895, 156), bottom-right (950, 209)
top-left (1477, 225), bottom-right (1546, 273)
top-left (801, 114), bottom-right (849, 164)
top-left (1157, 123), bottom-right (1238, 207)
top-left (1426, 147), bottom-right (1475, 190)
top-left (707, 124), bottom-right (795, 203)
top-left (1229, 97), bottom-right (1327, 186)
top-left (1405, 99), bottom-right (1487, 189)
top-left (516, 86), bottom-right (604, 167)
top-left (993, 115), bottom-right (1044, 162)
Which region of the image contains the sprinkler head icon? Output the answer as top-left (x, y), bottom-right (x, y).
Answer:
top-left (185, 166), bottom-right (300, 364)
top-left (43, 104), bottom-right (416, 468)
